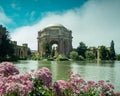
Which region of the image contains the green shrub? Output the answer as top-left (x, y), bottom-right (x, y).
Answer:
top-left (85, 50), bottom-right (95, 60)
top-left (79, 55), bottom-right (84, 61)
top-left (70, 51), bottom-right (78, 60)
top-left (47, 57), bottom-right (54, 61)
top-left (56, 55), bottom-right (69, 61)
top-left (116, 54), bottom-right (120, 60)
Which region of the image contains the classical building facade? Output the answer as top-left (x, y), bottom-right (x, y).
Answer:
top-left (37, 24), bottom-right (73, 57)
top-left (12, 41), bottom-right (30, 59)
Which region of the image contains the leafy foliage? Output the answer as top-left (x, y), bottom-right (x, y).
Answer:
top-left (85, 50), bottom-right (96, 60)
top-left (0, 25), bottom-right (14, 60)
top-left (116, 54), bottom-right (120, 60)
top-left (109, 40), bottom-right (116, 60)
top-left (99, 46), bottom-right (108, 60)
top-left (56, 54), bottom-right (69, 61)
top-left (77, 42), bottom-right (87, 58)
top-left (70, 51), bottom-right (81, 60)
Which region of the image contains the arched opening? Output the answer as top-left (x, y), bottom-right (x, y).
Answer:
top-left (52, 44), bottom-right (58, 50)
top-left (50, 41), bottom-right (59, 58)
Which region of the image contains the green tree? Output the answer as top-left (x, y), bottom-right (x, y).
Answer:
top-left (109, 40), bottom-right (115, 60)
top-left (77, 42), bottom-right (87, 58)
top-left (85, 50), bottom-right (95, 60)
top-left (0, 25), bottom-right (14, 59)
top-left (116, 54), bottom-right (120, 60)
top-left (99, 46), bottom-right (107, 60)
top-left (70, 51), bottom-right (79, 60)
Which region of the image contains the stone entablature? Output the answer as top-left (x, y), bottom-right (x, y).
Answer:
top-left (38, 24), bottom-right (73, 57)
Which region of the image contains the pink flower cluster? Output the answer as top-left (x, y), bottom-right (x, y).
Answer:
top-left (0, 62), bottom-right (32, 96)
top-left (53, 73), bottom-right (120, 96)
top-left (54, 80), bottom-right (68, 96)
top-left (0, 73), bottom-right (32, 95)
top-left (35, 67), bottom-right (52, 88)
top-left (0, 62), bottom-right (19, 76)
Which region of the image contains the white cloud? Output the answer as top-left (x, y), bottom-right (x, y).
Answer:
top-left (0, 7), bottom-right (12, 25)
top-left (11, 0), bottom-right (120, 53)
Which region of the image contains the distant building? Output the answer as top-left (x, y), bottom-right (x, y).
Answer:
top-left (88, 46), bottom-right (110, 60)
top-left (12, 41), bottom-right (30, 59)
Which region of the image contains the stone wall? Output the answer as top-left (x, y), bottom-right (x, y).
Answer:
top-left (12, 41), bottom-right (29, 59)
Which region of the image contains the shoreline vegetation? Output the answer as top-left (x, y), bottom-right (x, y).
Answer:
top-left (0, 62), bottom-right (120, 96)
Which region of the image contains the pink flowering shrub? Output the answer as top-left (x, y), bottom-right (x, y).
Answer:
top-left (0, 73), bottom-right (32, 96)
top-left (0, 62), bottom-right (120, 96)
top-left (53, 80), bottom-right (68, 96)
top-left (53, 73), bottom-right (120, 96)
top-left (0, 62), bottom-right (32, 96)
top-left (35, 67), bottom-right (52, 88)
top-left (29, 67), bottom-right (52, 96)
top-left (0, 62), bottom-right (19, 76)
top-left (66, 74), bottom-right (115, 96)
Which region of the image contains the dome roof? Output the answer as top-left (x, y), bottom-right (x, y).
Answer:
top-left (40, 23), bottom-right (67, 32)
top-left (46, 24), bottom-right (64, 28)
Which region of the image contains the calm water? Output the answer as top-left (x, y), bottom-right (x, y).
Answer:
top-left (14, 60), bottom-right (120, 91)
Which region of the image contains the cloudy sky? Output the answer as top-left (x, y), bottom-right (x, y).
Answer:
top-left (0, 0), bottom-right (120, 53)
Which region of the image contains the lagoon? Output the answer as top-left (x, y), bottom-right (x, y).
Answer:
top-left (14, 60), bottom-right (120, 91)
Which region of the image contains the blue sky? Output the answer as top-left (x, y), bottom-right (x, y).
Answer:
top-left (0, 0), bottom-right (120, 53)
top-left (0, 0), bottom-right (87, 30)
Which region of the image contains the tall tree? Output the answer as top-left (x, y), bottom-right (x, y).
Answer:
top-left (99, 46), bottom-right (107, 60)
top-left (109, 40), bottom-right (115, 60)
top-left (0, 25), bottom-right (14, 59)
top-left (77, 42), bottom-right (87, 58)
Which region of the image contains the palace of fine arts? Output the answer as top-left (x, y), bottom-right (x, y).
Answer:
top-left (37, 24), bottom-right (72, 57)
top-left (0, 0), bottom-right (120, 95)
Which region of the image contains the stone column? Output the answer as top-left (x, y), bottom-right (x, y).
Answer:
top-left (59, 38), bottom-right (64, 55)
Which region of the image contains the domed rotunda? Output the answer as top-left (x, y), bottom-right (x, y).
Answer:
top-left (37, 24), bottom-right (73, 57)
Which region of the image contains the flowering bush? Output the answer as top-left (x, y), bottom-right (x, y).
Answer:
top-left (0, 72), bottom-right (32, 96)
top-left (0, 62), bottom-right (120, 96)
top-left (53, 80), bottom-right (68, 96)
top-left (35, 67), bottom-right (52, 88)
top-left (30, 67), bottom-right (52, 96)
top-left (0, 62), bottom-right (19, 76)
top-left (66, 74), bottom-right (115, 96)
